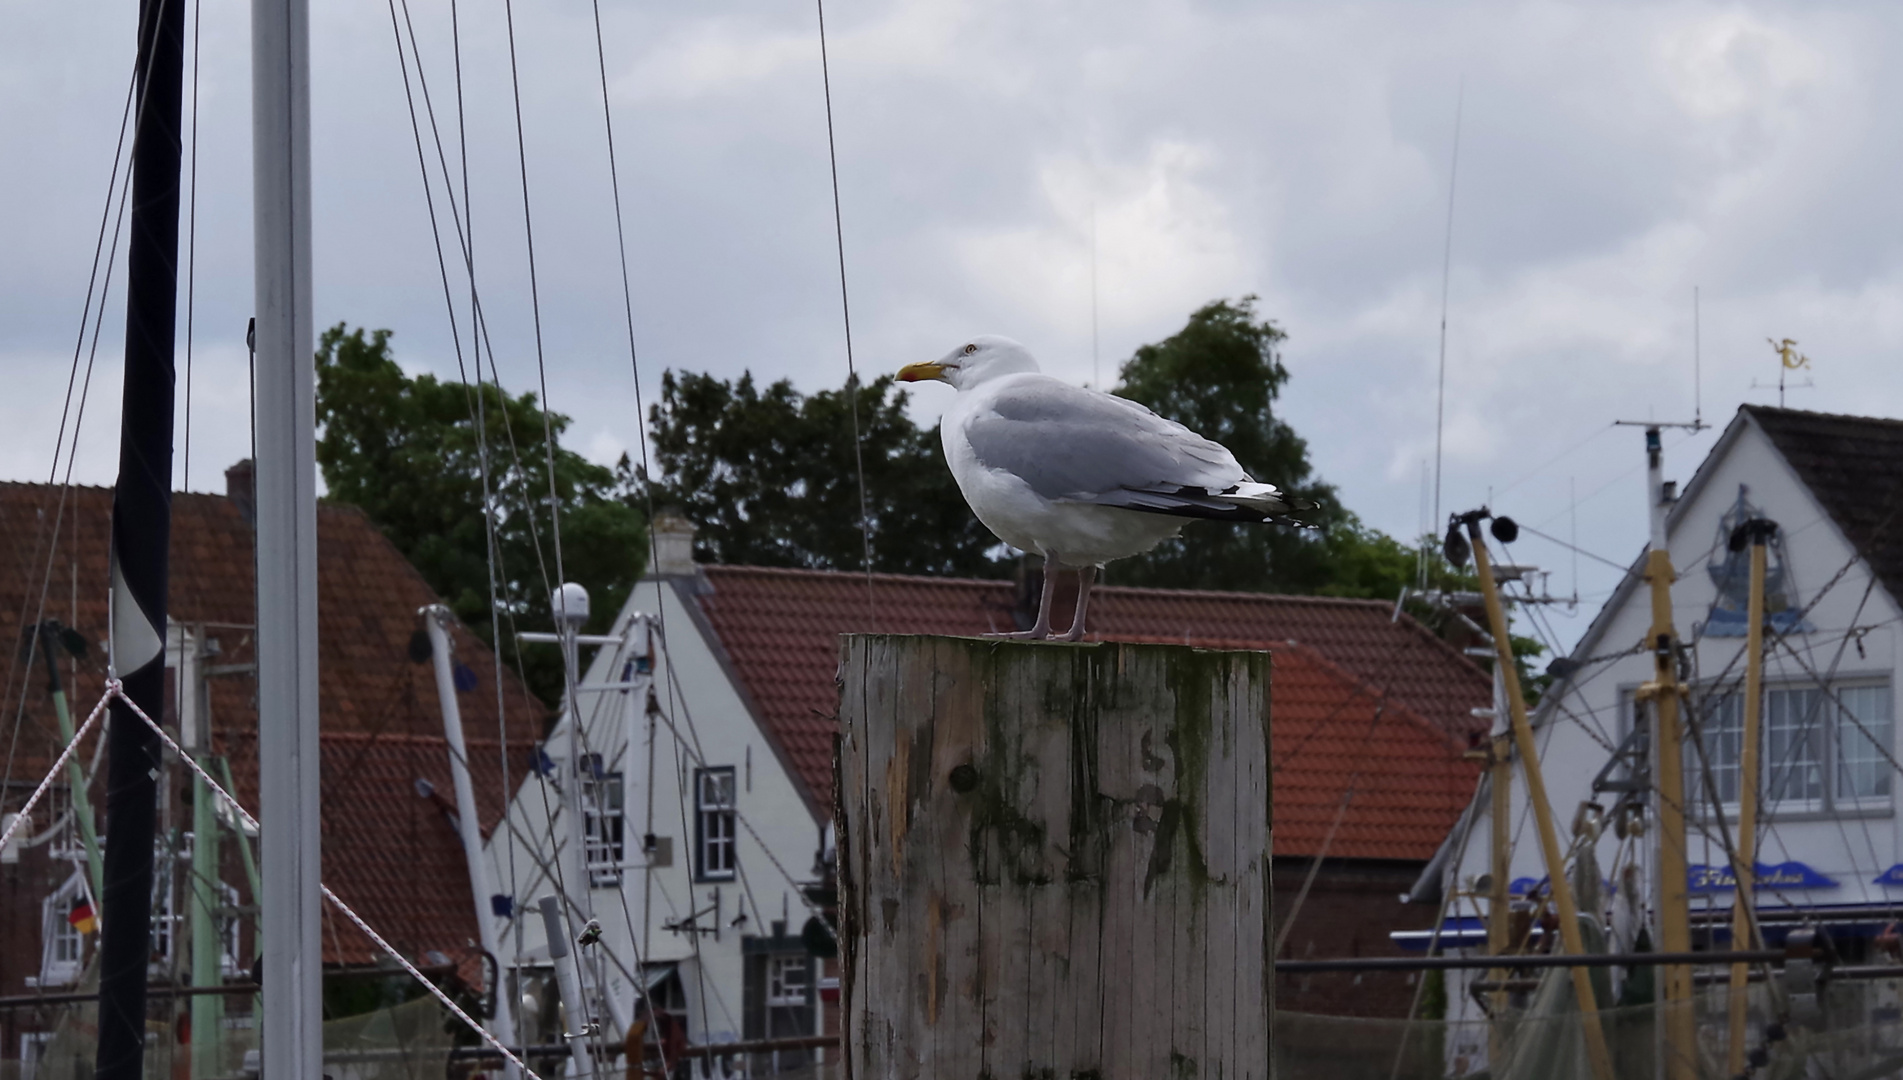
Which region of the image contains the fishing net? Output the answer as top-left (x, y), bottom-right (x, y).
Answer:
top-left (1275, 978), bottom-right (1903, 1080)
top-left (11, 992), bottom-right (453, 1080)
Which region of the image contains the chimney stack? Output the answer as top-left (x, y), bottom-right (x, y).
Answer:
top-left (650, 514), bottom-right (698, 576)
top-left (226, 459), bottom-right (256, 525)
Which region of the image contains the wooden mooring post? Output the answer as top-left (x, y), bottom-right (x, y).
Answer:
top-left (836, 635), bottom-right (1271, 1079)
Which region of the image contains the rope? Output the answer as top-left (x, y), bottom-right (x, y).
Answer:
top-left (0, 690), bottom-right (108, 859)
top-left (813, 0), bottom-right (879, 622)
top-left (101, 680), bottom-right (548, 1080)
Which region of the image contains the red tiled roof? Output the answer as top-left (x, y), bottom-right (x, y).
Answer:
top-left (1267, 642), bottom-right (1481, 860)
top-left (688, 564), bottom-right (1489, 860)
top-left (0, 482), bottom-right (542, 966)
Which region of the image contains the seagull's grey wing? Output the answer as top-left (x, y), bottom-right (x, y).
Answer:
top-left (962, 378), bottom-right (1248, 508)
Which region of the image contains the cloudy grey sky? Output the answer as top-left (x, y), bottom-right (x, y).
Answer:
top-left (5, 1), bottom-right (1900, 651)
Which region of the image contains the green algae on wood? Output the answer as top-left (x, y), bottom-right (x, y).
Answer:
top-left (838, 634), bottom-right (1272, 1080)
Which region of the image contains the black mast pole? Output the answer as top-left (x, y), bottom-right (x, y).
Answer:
top-left (97, 0), bottom-right (184, 1070)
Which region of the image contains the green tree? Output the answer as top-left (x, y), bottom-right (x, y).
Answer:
top-left (1108, 296), bottom-right (1345, 592)
top-left (642, 369), bottom-right (1006, 577)
top-left (315, 325), bottom-right (645, 706)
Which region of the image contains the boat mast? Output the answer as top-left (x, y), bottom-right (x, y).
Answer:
top-left (421, 606), bottom-right (520, 1069)
top-left (1636, 425), bottom-right (1697, 1080)
top-left (1463, 511), bottom-right (1615, 1080)
top-left (96, 0), bottom-right (184, 1069)
top-left (252, 0), bottom-right (323, 1071)
top-left (1484, 662), bottom-right (1511, 1061)
top-left (1726, 519), bottom-right (1775, 1076)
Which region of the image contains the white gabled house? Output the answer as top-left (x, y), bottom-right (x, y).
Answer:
top-left (482, 517), bottom-right (837, 1065)
top-left (1418, 405), bottom-right (1903, 1063)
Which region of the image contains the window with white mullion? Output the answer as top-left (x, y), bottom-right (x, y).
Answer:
top-left (1698, 692), bottom-right (1744, 808)
top-left (767, 954), bottom-right (809, 1007)
top-left (1765, 686), bottom-right (1827, 812)
top-left (1693, 679), bottom-right (1893, 817)
top-left (1834, 683), bottom-right (1893, 805)
top-left (582, 763), bottom-right (626, 888)
top-left (695, 767), bottom-right (737, 881)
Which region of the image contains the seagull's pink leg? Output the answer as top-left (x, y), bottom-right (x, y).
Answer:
top-left (1061, 566), bottom-right (1096, 642)
top-left (986, 562), bottom-right (1057, 640)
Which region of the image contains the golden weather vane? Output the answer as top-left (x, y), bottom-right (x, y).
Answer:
top-left (1769, 337), bottom-right (1811, 371)
top-left (1759, 337), bottom-right (1816, 407)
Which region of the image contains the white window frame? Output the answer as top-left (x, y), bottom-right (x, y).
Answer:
top-left (766, 954), bottom-right (809, 1008)
top-left (20, 1032), bottom-right (52, 1080)
top-left (40, 870), bottom-right (89, 987)
top-left (582, 767), bottom-right (626, 888)
top-left (695, 767), bottom-right (737, 881)
top-left (1689, 678), bottom-right (1892, 817)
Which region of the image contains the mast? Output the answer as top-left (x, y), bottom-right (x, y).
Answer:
top-left (31, 624), bottom-right (105, 908)
top-left (1638, 426), bottom-right (1697, 1080)
top-left (1484, 663), bottom-right (1510, 1063)
top-left (180, 625), bottom-right (226, 1080)
top-left (1464, 513), bottom-right (1616, 1080)
top-left (1726, 520), bottom-right (1775, 1075)
top-left (252, 0), bottom-right (323, 1071)
top-left (422, 606), bottom-right (520, 1069)
top-left (96, 0), bottom-right (184, 1068)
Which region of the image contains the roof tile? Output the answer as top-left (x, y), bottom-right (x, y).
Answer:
top-left (690, 564), bottom-right (1487, 861)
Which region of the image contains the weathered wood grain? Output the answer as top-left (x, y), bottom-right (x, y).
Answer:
top-left (839, 635), bottom-right (1271, 1079)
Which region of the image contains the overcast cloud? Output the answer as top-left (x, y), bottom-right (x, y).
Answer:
top-left (4, 0), bottom-right (1901, 651)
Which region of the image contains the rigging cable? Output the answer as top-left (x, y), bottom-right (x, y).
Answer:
top-left (0, 62), bottom-right (142, 800)
top-left (578, 3), bottom-right (690, 1060)
top-left (814, 0), bottom-right (879, 623)
top-left (497, 0), bottom-right (571, 601)
top-left (379, 4), bottom-right (613, 1063)
top-left (0, 111), bottom-right (143, 817)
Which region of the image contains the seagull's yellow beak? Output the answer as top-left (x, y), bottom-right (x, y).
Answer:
top-left (897, 361), bottom-right (948, 383)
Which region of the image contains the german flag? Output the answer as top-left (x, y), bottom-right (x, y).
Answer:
top-left (68, 901), bottom-right (96, 935)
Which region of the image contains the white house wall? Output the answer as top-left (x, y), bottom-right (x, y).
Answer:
top-left (480, 575), bottom-right (827, 1048)
top-left (1452, 418), bottom-right (1902, 928)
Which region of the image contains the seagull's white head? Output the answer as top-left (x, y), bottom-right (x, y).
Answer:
top-left (898, 336), bottom-right (1039, 391)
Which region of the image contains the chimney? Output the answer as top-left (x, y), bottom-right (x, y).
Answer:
top-left (225, 459), bottom-right (256, 525)
top-left (650, 514), bottom-right (699, 576)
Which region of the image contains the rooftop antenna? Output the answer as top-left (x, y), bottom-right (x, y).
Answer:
top-left (1431, 77), bottom-right (1464, 529)
top-left (1693, 286), bottom-right (1702, 429)
top-left (1090, 196), bottom-right (1100, 388)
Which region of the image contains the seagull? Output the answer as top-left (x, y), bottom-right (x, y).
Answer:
top-left (898, 336), bottom-right (1311, 641)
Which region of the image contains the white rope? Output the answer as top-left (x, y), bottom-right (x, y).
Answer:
top-left (0, 688), bottom-right (109, 856)
top-left (102, 683), bottom-right (548, 1080)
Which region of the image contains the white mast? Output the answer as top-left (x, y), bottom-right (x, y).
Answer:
top-left (252, 0), bottom-right (322, 1071)
top-left (423, 606), bottom-right (520, 1071)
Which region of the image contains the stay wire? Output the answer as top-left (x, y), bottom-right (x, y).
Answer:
top-left (382, 5), bottom-right (601, 1061)
top-left (814, 0), bottom-right (878, 624)
top-left (497, 0), bottom-right (570, 599)
top-left (580, 9), bottom-right (698, 1063)
top-left (384, 0), bottom-right (562, 615)
top-left (0, 60), bottom-right (141, 796)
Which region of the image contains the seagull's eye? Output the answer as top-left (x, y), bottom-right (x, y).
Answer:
top-left (963, 343), bottom-right (978, 355)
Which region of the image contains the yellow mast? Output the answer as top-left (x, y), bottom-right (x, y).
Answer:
top-left (1634, 425), bottom-right (1697, 1080)
top-left (1466, 516), bottom-right (1616, 1080)
top-left (1487, 669), bottom-right (1512, 1062)
top-left (1726, 520), bottom-right (1774, 1076)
